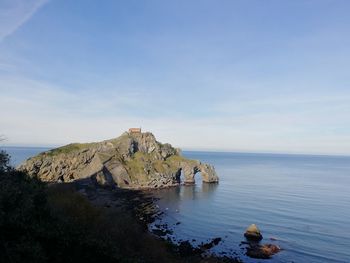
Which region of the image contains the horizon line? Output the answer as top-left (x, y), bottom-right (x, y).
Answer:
top-left (1, 144), bottom-right (350, 158)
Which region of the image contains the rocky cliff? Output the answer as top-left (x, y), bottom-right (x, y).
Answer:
top-left (18, 132), bottom-right (219, 189)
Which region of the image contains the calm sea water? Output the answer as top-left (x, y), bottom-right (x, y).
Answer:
top-left (151, 151), bottom-right (350, 263)
top-left (3, 147), bottom-right (350, 263)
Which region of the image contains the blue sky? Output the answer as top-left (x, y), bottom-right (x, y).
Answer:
top-left (0, 0), bottom-right (350, 155)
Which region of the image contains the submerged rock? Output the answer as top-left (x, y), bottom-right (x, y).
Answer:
top-left (199, 237), bottom-right (222, 250)
top-left (246, 244), bottom-right (281, 259)
top-left (244, 224), bottom-right (263, 241)
top-left (177, 241), bottom-right (200, 256)
top-left (18, 131), bottom-right (219, 189)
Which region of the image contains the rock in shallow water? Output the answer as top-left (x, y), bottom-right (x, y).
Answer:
top-left (246, 244), bottom-right (281, 259)
top-left (244, 224), bottom-right (263, 241)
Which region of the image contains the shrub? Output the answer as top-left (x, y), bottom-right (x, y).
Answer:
top-left (0, 151), bottom-right (178, 263)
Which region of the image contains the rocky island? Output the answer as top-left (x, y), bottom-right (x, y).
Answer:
top-left (18, 130), bottom-right (219, 189)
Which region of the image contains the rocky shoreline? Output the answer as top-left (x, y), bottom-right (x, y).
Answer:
top-left (70, 179), bottom-right (242, 262)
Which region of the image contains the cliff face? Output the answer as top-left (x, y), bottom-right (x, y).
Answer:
top-left (18, 132), bottom-right (219, 189)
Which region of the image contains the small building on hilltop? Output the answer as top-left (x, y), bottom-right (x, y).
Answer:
top-left (129, 127), bottom-right (141, 134)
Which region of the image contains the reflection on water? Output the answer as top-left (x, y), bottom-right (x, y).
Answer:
top-left (179, 182), bottom-right (218, 201)
top-left (202, 181), bottom-right (219, 195)
top-left (152, 182), bottom-right (218, 212)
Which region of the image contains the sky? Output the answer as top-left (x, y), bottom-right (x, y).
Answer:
top-left (0, 0), bottom-right (350, 155)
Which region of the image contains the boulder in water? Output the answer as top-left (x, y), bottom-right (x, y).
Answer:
top-left (244, 224), bottom-right (263, 241)
top-left (246, 243), bottom-right (281, 259)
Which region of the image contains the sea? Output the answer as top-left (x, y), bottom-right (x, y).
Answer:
top-left (3, 147), bottom-right (350, 263)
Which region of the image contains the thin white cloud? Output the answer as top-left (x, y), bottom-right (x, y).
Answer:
top-left (0, 0), bottom-right (48, 42)
top-left (1, 74), bottom-right (350, 156)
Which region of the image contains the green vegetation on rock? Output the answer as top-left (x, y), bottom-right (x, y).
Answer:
top-left (42, 142), bottom-right (96, 157)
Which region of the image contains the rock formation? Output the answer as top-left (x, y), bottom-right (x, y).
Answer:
top-left (18, 132), bottom-right (219, 189)
top-left (246, 244), bottom-right (281, 259)
top-left (244, 224), bottom-right (263, 241)
top-left (243, 224), bottom-right (282, 259)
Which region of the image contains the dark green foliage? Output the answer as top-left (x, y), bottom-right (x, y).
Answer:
top-left (0, 151), bottom-right (178, 263)
top-left (0, 152), bottom-right (50, 262)
top-left (0, 150), bottom-right (10, 173)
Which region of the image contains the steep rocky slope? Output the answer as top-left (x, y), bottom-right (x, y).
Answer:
top-left (18, 132), bottom-right (219, 189)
